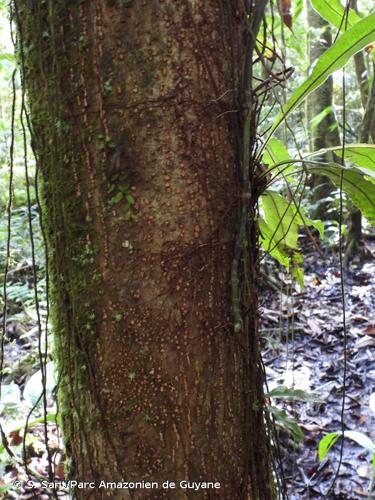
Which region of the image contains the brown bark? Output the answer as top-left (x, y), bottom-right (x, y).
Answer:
top-left (15, 1), bottom-right (273, 498)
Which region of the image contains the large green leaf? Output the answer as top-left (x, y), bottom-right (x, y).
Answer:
top-left (318, 430), bottom-right (375, 462)
top-left (259, 191), bottom-right (323, 283)
top-left (309, 164), bottom-right (375, 225)
top-left (263, 138), bottom-right (294, 176)
top-left (270, 407), bottom-right (304, 443)
top-left (268, 13), bottom-right (375, 139)
top-left (260, 191), bottom-right (300, 250)
top-left (310, 0), bottom-right (361, 31)
top-left (307, 144), bottom-right (375, 178)
top-left (343, 431), bottom-right (375, 455)
top-left (260, 191), bottom-right (323, 249)
top-left (267, 386), bottom-right (324, 403)
top-left (258, 217), bottom-right (291, 269)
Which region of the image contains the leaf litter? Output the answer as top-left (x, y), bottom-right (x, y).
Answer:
top-left (261, 239), bottom-right (375, 499)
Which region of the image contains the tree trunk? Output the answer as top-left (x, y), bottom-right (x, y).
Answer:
top-left (346, 62), bottom-right (375, 261)
top-left (15, 1), bottom-right (273, 498)
top-left (351, 0), bottom-right (369, 109)
top-left (307, 3), bottom-right (341, 220)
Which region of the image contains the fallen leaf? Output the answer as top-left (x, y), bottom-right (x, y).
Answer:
top-left (353, 488), bottom-right (370, 497)
top-left (357, 464), bottom-right (372, 479)
top-left (307, 318), bottom-right (322, 335)
top-left (365, 43), bottom-right (375, 54)
top-left (9, 430), bottom-right (22, 446)
top-left (355, 336), bottom-right (375, 349)
top-left (280, 0), bottom-right (293, 30)
top-left (362, 325), bottom-right (375, 336)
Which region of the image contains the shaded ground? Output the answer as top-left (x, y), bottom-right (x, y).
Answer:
top-left (262, 239), bottom-right (375, 499)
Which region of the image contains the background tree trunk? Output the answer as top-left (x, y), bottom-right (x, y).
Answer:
top-left (344, 0), bottom-right (367, 260)
top-left (346, 61), bottom-right (375, 261)
top-left (307, 3), bottom-right (341, 220)
top-left (15, 1), bottom-right (273, 498)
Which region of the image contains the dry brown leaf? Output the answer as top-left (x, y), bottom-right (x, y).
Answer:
top-left (355, 336), bottom-right (375, 349)
top-left (362, 325), bottom-right (375, 336)
top-left (365, 43), bottom-right (375, 54)
top-left (9, 430), bottom-right (22, 446)
top-left (280, 0), bottom-right (293, 30)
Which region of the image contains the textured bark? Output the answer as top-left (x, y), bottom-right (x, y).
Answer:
top-left (307, 4), bottom-right (341, 219)
top-left (15, 1), bottom-right (273, 499)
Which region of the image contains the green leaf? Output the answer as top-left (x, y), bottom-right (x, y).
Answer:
top-left (270, 407), bottom-right (304, 443)
top-left (260, 190), bottom-right (323, 248)
top-left (263, 138), bottom-right (294, 176)
top-left (310, 0), bottom-right (362, 31)
top-left (309, 164), bottom-right (375, 225)
top-left (310, 106), bottom-right (333, 131)
top-left (259, 217), bottom-right (291, 269)
top-left (343, 431), bottom-right (375, 455)
top-left (268, 13), bottom-right (375, 139)
top-left (267, 386), bottom-right (324, 402)
top-left (256, 34), bottom-right (275, 60)
top-left (291, 265), bottom-right (305, 288)
top-left (259, 191), bottom-right (324, 275)
top-left (319, 432), bottom-right (340, 461)
top-left (126, 193), bottom-right (135, 205)
top-left (290, 250), bottom-right (306, 288)
top-left (109, 192), bottom-right (123, 205)
top-left (0, 53), bottom-right (15, 63)
top-left (260, 191), bottom-right (299, 249)
top-left (6, 413), bottom-right (58, 434)
top-left (318, 430), bottom-right (375, 462)
top-left (308, 144), bottom-right (375, 178)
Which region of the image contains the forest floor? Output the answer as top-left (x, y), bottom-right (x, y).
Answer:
top-left (0, 234), bottom-right (374, 498)
top-left (262, 237), bottom-right (375, 499)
